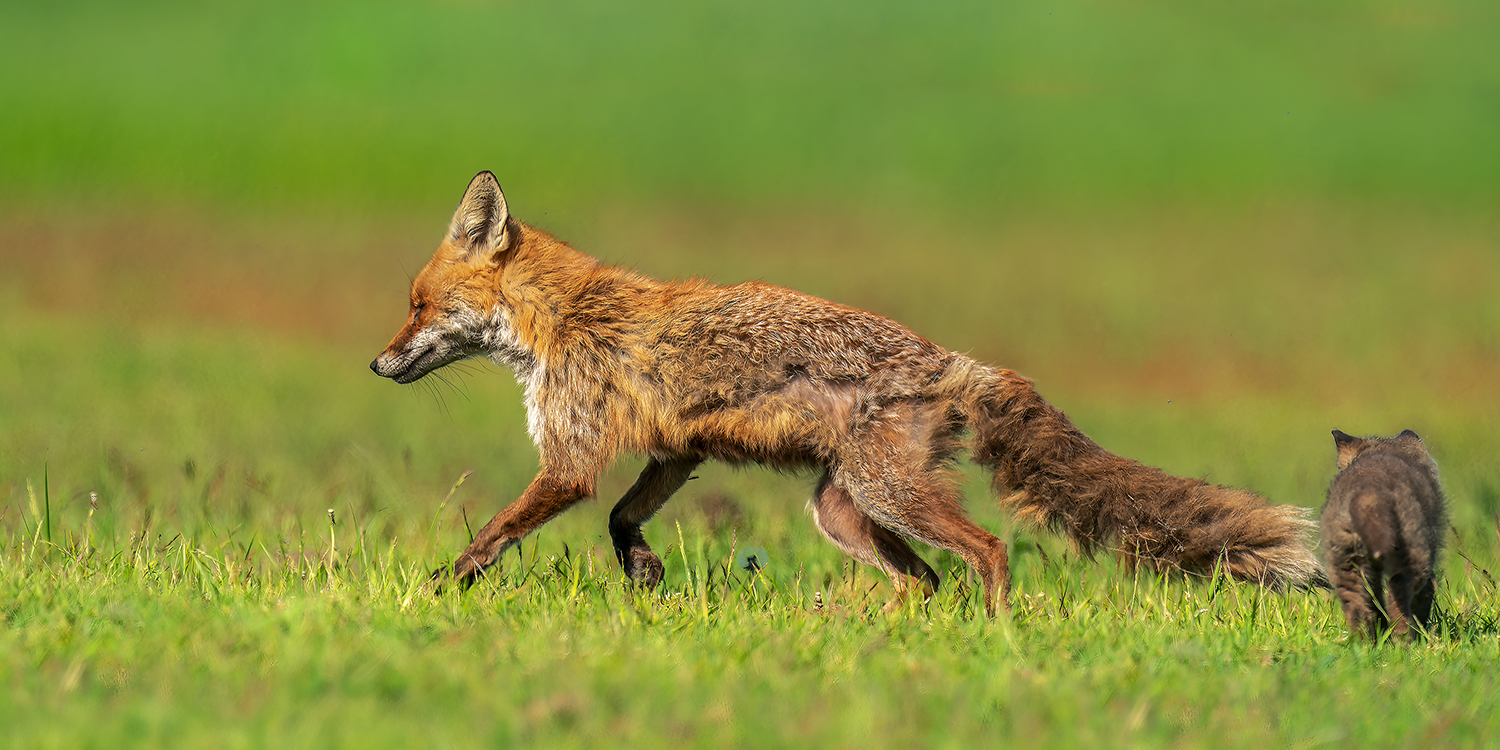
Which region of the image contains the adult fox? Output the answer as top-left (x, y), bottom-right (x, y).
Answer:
top-left (371, 171), bottom-right (1321, 614)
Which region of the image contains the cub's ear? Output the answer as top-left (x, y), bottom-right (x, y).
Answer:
top-left (1332, 429), bottom-right (1364, 470)
top-left (446, 171), bottom-right (511, 263)
top-left (1397, 429), bottom-right (1422, 442)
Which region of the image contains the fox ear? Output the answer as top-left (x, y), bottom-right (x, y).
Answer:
top-left (1332, 429), bottom-right (1364, 470)
top-left (447, 171), bottom-right (511, 263)
top-left (1397, 429), bottom-right (1421, 442)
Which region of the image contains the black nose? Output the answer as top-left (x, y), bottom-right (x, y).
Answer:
top-left (369, 359), bottom-right (380, 374)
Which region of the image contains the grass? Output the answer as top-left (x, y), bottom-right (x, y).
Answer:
top-left (5, 488), bottom-right (1499, 748)
top-left (4, 0), bottom-right (1500, 746)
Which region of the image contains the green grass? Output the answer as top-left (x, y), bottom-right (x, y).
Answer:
top-left (5, 475), bottom-right (1499, 748)
top-left (4, 0), bottom-right (1500, 746)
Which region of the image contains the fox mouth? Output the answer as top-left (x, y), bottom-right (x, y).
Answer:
top-left (373, 346), bottom-right (464, 384)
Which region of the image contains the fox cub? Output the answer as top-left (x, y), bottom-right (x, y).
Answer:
top-left (1322, 429), bottom-right (1447, 640)
top-left (372, 171), bottom-right (1322, 614)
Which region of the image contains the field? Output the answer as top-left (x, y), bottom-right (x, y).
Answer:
top-left (4, 1), bottom-right (1500, 747)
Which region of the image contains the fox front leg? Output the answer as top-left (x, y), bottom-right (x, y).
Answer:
top-left (434, 472), bottom-right (593, 586)
top-left (608, 457), bottom-right (700, 587)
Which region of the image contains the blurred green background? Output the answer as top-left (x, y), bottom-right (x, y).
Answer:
top-left (2, 0), bottom-right (1498, 558)
top-left (4, 2), bottom-right (1500, 746)
top-left (4, 0), bottom-right (1498, 213)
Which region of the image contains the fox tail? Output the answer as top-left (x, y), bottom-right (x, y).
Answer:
top-left (945, 361), bottom-right (1324, 589)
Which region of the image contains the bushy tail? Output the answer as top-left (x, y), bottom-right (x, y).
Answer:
top-left (955, 363), bottom-right (1323, 589)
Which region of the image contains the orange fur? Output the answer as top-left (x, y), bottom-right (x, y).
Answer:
top-left (373, 172), bottom-right (1322, 614)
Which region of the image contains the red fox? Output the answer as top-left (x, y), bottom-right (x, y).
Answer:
top-left (1322, 430), bottom-right (1447, 640)
top-left (371, 171), bottom-right (1322, 614)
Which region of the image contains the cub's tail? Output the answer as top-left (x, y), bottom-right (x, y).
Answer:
top-left (946, 361), bottom-right (1323, 589)
top-left (1348, 492), bottom-right (1403, 566)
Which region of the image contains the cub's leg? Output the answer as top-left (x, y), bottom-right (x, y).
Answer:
top-left (1406, 572), bottom-right (1437, 638)
top-left (1384, 553), bottom-right (1436, 640)
top-left (1329, 551), bottom-right (1387, 639)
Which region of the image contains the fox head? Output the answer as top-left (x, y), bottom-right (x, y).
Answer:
top-left (370, 171), bottom-right (530, 384)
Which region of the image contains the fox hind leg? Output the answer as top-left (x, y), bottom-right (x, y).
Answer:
top-left (835, 404), bottom-right (1011, 615)
top-left (810, 471), bottom-right (941, 610)
top-left (608, 457), bottom-right (701, 587)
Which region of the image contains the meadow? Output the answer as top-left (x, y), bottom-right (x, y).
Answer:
top-left (3, 0), bottom-right (1499, 747)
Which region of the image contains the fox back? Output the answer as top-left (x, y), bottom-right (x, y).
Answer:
top-left (1321, 429), bottom-right (1446, 640)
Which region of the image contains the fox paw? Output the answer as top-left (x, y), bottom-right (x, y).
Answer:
top-left (621, 547), bottom-right (664, 588)
top-left (427, 554), bottom-right (493, 593)
top-left (422, 565), bottom-right (453, 595)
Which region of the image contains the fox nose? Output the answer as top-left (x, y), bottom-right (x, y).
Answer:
top-left (369, 358), bottom-right (380, 374)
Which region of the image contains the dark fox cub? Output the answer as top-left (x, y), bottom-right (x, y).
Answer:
top-left (1322, 430), bottom-right (1447, 640)
top-left (373, 171), bottom-right (1324, 615)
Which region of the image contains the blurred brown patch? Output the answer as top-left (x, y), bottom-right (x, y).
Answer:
top-left (3, 200), bottom-right (1496, 407)
top-left (696, 492), bottom-right (745, 533)
top-left (0, 207), bottom-right (430, 351)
